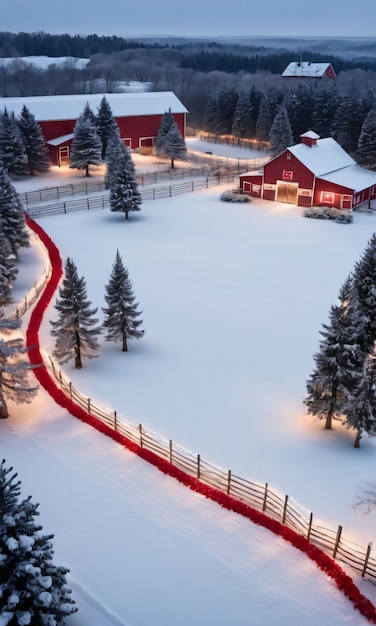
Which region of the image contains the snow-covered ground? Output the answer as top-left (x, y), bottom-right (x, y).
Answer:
top-left (3, 140), bottom-right (376, 625)
top-left (0, 56), bottom-right (89, 70)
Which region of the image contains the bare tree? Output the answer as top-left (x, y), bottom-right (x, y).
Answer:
top-left (353, 481), bottom-right (376, 514)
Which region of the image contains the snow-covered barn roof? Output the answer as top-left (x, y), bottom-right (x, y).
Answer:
top-left (46, 133), bottom-right (74, 146)
top-left (288, 137), bottom-right (355, 177)
top-left (319, 164), bottom-right (376, 192)
top-left (0, 91), bottom-right (188, 122)
top-left (282, 62), bottom-right (334, 78)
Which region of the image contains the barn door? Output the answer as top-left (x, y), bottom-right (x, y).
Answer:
top-left (277, 182), bottom-right (298, 204)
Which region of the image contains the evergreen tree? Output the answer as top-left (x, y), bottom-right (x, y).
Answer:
top-left (102, 250), bottom-right (144, 351)
top-left (304, 277), bottom-right (365, 430)
top-left (17, 105), bottom-right (49, 176)
top-left (153, 108), bottom-right (175, 155)
top-left (0, 167), bottom-right (29, 258)
top-left (69, 113), bottom-right (102, 177)
top-left (343, 349), bottom-right (376, 448)
top-left (50, 257), bottom-right (101, 369)
top-left (0, 459), bottom-right (77, 624)
top-left (350, 233), bottom-right (376, 354)
top-left (96, 96), bottom-right (120, 160)
top-left (268, 106), bottom-right (293, 158)
top-left (287, 84), bottom-right (315, 143)
top-left (255, 94), bottom-right (270, 143)
top-left (160, 121), bottom-right (188, 169)
top-left (109, 146), bottom-right (142, 219)
top-left (331, 95), bottom-right (364, 155)
top-left (0, 316), bottom-right (38, 419)
top-left (203, 92), bottom-right (219, 134)
top-left (82, 101), bottom-right (96, 125)
top-left (231, 91), bottom-right (254, 139)
top-left (215, 86), bottom-right (238, 135)
top-left (104, 130), bottom-right (122, 190)
top-left (0, 108), bottom-right (28, 176)
top-left (0, 234), bottom-right (17, 308)
top-left (312, 85), bottom-right (338, 139)
top-left (356, 109), bottom-right (376, 170)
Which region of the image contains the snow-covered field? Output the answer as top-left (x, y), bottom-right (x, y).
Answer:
top-left (3, 140), bottom-right (376, 624)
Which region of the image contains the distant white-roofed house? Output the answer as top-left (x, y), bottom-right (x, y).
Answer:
top-left (239, 130), bottom-right (376, 210)
top-left (282, 61), bottom-right (336, 80)
top-left (0, 92), bottom-right (188, 166)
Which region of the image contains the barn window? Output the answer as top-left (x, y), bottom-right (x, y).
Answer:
top-left (321, 191), bottom-right (334, 204)
top-left (283, 170), bottom-right (293, 180)
top-left (286, 153), bottom-right (291, 160)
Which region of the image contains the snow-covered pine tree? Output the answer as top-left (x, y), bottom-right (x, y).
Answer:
top-left (104, 130), bottom-right (122, 190)
top-left (255, 94), bottom-right (270, 143)
top-left (50, 257), bottom-right (101, 369)
top-left (69, 113), bottom-right (102, 177)
top-left (356, 109), bottom-right (376, 170)
top-left (342, 349), bottom-right (376, 447)
top-left (153, 108), bottom-right (175, 156)
top-left (102, 250), bottom-right (144, 351)
top-left (96, 96), bottom-right (120, 160)
top-left (0, 316), bottom-right (38, 419)
top-left (268, 106), bottom-right (293, 159)
top-left (304, 276), bottom-right (366, 430)
top-left (203, 92), bottom-right (219, 134)
top-left (331, 95), bottom-right (364, 155)
top-left (17, 105), bottom-right (50, 176)
top-left (0, 167), bottom-right (29, 258)
top-left (351, 233), bottom-right (376, 354)
top-left (0, 108), bottom-right (28, 176)
top-left (0, 234), bottom-right (18, 308)
top-left (82, 101), bottom-right (97, 126)
top-left (215, 87), bottom-right (238, 135)
top-left (0, 459), bottom-right (77, 624)
top-left (158, 121), bottom-right (187, 169)
top-left (231, 91), bottom-right (254, 139)
top-left (109, 146), bottom-right (142, 220)
top-left (312, 85), bottom-right (338, 140)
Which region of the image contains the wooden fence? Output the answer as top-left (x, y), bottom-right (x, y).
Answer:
top-left (39, 347), bottom-right (376, 585)
top-left (25, 173), bottom-right (241, 219)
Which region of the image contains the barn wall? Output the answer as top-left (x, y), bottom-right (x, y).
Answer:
top-left (264, 151), bottom-right (315, 190)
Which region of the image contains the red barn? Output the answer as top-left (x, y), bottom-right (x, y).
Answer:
top-left (0, 92), bottom-right (188, 166)
top-left (282, 62), bottom-right (336, 80)
top-left (240, 131), bottom-right (376, 210)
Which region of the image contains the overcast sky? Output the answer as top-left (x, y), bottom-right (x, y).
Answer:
top-left (3, 0), bottom-right (376, 39)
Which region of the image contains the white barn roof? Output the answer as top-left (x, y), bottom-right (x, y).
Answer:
top-left (282, 62), bottom-right (333, 78)
top-left (319, 164), bottom-right (376, 192)
top-left (288, 137), bottom-right (355, 177)
top-left (0, 91), bottom-right (188, 122)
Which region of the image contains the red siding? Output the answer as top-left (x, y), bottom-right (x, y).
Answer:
top-left (264, 151), bottom-right (314, 190)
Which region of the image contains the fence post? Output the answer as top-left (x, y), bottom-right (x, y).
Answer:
top-left (69, 382), bottom-right (72, 400)
top-left (169, 440), bottom-right (173, 464)
top-left (227, 469), bottom-right (231, 495)
top-left (169, 186), bottom-right (172, 197)
top-left (87, 198), bottom-right (90, 210)
top-left (87, 398), bottom-right (91, 413)
top-left (333, 525), bottom-right (343, 558)
top-left (139, 423), bottom-right (143, 447)
top-left (362, 542), bottom-right (373, 578)
top-left (307, 512), bottom-right (313, 542)
top-left (114, 410), bottom-right (117, 432)
top-left (153, 187), bottom-right (155, 200)
top-left (282, 495), bottom-right (289, 524)
top-left (262, 483), bottom-right (268, 511)
top-left (197, 454), bottom-right (201, 479)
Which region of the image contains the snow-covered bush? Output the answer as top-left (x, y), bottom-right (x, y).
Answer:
top-left (303, 206), bottom-right (353, 223)
top-left (220, 190), bottom-right (251, 203)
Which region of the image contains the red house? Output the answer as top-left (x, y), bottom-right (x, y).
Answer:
top-left (239, 131), bottom-right (376, 210)
top-left (0, 92), bottom-right (188, 166)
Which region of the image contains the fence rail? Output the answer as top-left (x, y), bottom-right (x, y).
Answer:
top-left (25, 173), bottom-right (241, 219)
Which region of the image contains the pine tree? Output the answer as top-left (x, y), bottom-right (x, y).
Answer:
top-left (95, 96), bottom-right (120, 160)
top-left (232, 91), bottom-right (254, 139)
top-left (0, 108), bottom-right (28, 176)
top-left (268, 106), bottom-right (293, 159)
top-left (0, 167), bottom-right (29, 258)
top-left (330, 95), bottom-right (364, 155)
top-left (343, 349), bottom-right (376, 448)
top-left (69, 113), bottom-right (102, 177)
top-left (215, 87), bottom-right (238, 135)
top-left (50, 257), bottom-right (101, 369)
top-left (0, 234), bottom-right (17, 308)
top-left (17, 105), bottom-right (49, 176)
top-left (351, 233), bottom-right (376, 354)
top-left (109, 146), bottom-right (142, 220)
top-left (160, 122), bottom-right (188, 169)
top-left (304, 277), bottom-right (365, 430)
top-left (153, 108), bottom-right (175, 156)
top-left (356, 109), bottom-right (376, 170)
top-left (82, 101), bottom-right (96, 126)
top-left (102, 250), bottom-right (144, 351)
top-left (0, 459), bottom-right (77, 624)
top-left (312, 85), bottom-right (338, 139)
top-left (255, 94), bottom-right (270, 143)
top-left (0, 316), bottom-right (38, 419)
top-left (104, 130), bottom-right (122, 190)
top-left (203, 92), bottom-right (219, 134)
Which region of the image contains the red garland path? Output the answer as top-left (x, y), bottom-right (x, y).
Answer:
top-left (25, 214), bottom-right (376, 623)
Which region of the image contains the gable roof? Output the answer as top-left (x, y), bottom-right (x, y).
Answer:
top-left (282, 62), bottom-right (334, 78)
top-left (319, 164), bottom-right (376, 193)
top-left (0, 91), bottom-right (188, 122)
top-left (288, 137), bottom-right (355, 176)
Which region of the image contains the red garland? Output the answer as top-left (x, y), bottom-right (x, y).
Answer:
top-left (24, 215), bottom-right (376, 623)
